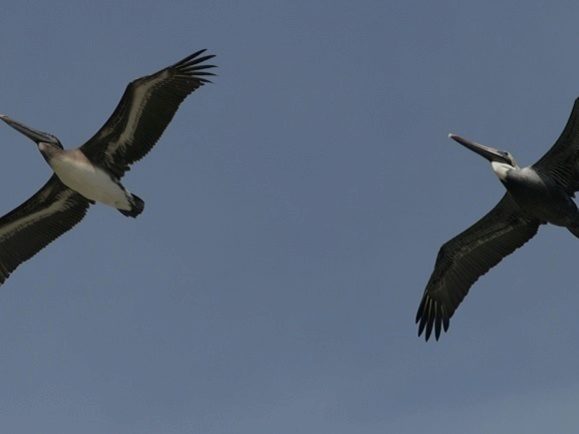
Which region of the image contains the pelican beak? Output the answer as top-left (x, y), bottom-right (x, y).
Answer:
top-left (449, 133), bottom-right (511, 164)
top-left (0, 114), bottom-right (59, 145)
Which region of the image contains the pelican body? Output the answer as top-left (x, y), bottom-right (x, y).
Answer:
top-left (48, 147), bottom-right (138, 215)
top-left (0, 49), bottom-right (215, 286)
top-left (454, 134), bottom-right (579, 230)
top-left (417, 99), bottom-right (579, 341)
top-left (1, 117), bottom-right (143, 216)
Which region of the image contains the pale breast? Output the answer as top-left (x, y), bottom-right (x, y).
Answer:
top-left (49, 153), bottom-right (131, 210)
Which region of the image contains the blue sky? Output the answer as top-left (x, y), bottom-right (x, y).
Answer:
top-left (1, 1), bottom-right (579, 433)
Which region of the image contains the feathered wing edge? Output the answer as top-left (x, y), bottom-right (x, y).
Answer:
top-left (533, 98), bottom-right (579, 193)
top-left (80, 49), bottom-right (216, 178)
top-left (0, 175), bottom-right (91, 284)
top-left (416, 194), bottom-right (541, 341)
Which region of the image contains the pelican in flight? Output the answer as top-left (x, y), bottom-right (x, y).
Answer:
top-left (0, 49), bottom-right (215, 286)
top-left (417, 98), bottom-right (579, 341)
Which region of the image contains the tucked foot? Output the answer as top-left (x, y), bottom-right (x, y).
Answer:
top-left (118, 193), bottom-right (144, 218)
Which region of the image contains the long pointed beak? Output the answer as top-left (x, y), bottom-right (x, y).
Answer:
top-left (0, 114), bottom-right (56, 144)
top-left (449, 133), bottom-right (510, 164)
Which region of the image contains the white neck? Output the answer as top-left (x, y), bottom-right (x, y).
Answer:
top-left (491, 161), bottom-right (513, 181)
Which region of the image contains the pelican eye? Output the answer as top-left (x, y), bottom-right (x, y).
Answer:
top-left (498, 151), bottom-right (512, 163)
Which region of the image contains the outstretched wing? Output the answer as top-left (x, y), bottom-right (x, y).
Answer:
top-left (80, 49), bottom-right (216, 179)
top-left (416, 194), bottom-right (541, 341)
top-left (533, 98), bottom-right (579, 193)
top-left (0, 175), bottom-right (91, 285)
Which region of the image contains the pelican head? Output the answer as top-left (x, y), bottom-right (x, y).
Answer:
top-left (0, 114), bottom-right (63, 150)
top-left (449, 133), bottom-right (518, 181)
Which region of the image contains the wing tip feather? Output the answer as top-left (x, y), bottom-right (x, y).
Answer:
top-left (416, 294), bottom-right (450, 342)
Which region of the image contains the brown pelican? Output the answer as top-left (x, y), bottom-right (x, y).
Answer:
top-left (417, 98), bottom-right (579, 341)
top-left (0, 49), bottom-right (215, 286)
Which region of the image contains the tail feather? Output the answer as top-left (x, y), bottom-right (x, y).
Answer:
top-left (119, 194), bottom-right (144, 218)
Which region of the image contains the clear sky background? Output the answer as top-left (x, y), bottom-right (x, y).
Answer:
top-left (0, 1), bottom-right (578, 433)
